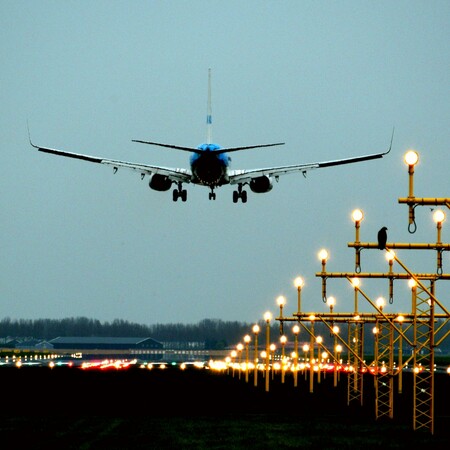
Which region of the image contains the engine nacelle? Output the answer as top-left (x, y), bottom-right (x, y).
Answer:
top-left (149, 174), bottom-right (172, 192)
top-left (249, 175), bottom-right (273, 193)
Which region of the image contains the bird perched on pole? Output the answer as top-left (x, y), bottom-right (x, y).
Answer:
top-left (377, 227), bottom-right (388, 250)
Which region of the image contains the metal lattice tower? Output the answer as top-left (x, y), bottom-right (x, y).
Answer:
top-left (347, 321), bottom-right (364, 405)
top-left (374, 319), bottom-right (394, 419)
top-left (412, 281), bottom-right (435, 433)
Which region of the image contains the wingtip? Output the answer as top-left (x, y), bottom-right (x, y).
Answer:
top-left (386, 126), bottom-right (395, 155)
top-left (27, 120), bottom-right (38, 148)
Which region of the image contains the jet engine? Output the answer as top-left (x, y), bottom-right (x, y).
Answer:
top-left (149, 174), bottom-right (172, 191)
top-left (249, 175), bottom-right (273, 193)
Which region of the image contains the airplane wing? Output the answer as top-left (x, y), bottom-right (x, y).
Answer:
top-left (228, 147), bottom-right (392, 185)
top-left (30, 142), bottom-right (192, 183)
top-left (228, 128), bottom-right (394, 184)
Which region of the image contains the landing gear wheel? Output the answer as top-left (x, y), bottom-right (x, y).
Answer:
top-left (233, 185), bottom-right (247, 203)
top-left (209, 192), bottom-right (216, 200)
top-left (173, 182), bottom-right (186, 202)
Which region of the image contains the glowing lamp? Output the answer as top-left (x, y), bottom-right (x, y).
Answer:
top-left (318, 249), bottom-right (329, 262)
top-left (276, 295), bottom-right (286, 307)
top-left (352, 209), bottom-right (363, 222)
top-left (433, 210), bottom-right (445, 224)
top-left (327, 296), bottom-right (336, 308)
top-left (404, 150), bottom-right (419, 166)
top-left (376, 297), bottom-right (386, 311)
top-left (386, 250), bottom-right (395, 261)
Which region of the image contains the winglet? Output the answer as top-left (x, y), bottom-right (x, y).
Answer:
top-left (27, 120), bottom-right (38, 148)
top-left (385, 126), bottom-right (395, 155)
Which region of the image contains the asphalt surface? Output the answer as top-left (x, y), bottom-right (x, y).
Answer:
top-left (0, 364), bottom-right (448, 421)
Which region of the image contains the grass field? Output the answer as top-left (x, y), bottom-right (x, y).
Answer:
top-left (0, 366), bottom-right (449, 449)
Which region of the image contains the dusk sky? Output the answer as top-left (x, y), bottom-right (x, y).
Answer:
top-left (1, 1), bottom-right (449, 326)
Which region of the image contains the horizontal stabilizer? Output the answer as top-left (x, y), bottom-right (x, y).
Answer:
top-left (132, 139), bottom-right (285, 155)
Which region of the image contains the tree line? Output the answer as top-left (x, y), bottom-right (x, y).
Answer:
top-left (2, 316), bottom-right (449, 352)
top-left (0, 317), bottom-right (282, 349)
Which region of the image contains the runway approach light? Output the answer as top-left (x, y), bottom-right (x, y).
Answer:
top-left (404, 150), bottom-right (419, 166)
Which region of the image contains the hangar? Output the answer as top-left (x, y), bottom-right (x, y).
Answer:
top-left (49, 336), bottom-right (163, 351)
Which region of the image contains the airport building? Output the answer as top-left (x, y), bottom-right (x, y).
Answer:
top-left (49, 336), bottom-right (163, 351)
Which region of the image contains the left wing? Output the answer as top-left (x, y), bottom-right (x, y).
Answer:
top-left (229, 135), bottom-right (393, 185)
top-left (30, 141), bottom-right (192, 183)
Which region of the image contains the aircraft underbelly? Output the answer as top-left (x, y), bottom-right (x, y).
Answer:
top-left (192, 159), bottom-right (228, 186)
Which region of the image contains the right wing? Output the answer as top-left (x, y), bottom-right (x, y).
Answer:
top-left (229, 129), bottom-right (394, 185)
top-left (228, 150), bottom-right (389, 185)
top-left (30, 141), bottom-right (192, 184)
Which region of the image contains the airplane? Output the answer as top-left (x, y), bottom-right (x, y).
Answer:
top-left (30, 69), bottom-right (393, 203)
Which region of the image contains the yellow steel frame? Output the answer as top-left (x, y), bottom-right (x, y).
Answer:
top-left (270, 153), bottom-right (448, 435)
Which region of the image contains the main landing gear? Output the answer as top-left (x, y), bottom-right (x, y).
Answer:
top-left (173, 182), bottom-right (187, 202)
top-left (209, 187), bottom-right (216, 200)
top-left (233, 184), bottom-right (247, 203)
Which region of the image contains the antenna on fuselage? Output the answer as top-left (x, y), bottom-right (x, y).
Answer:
top-left (206, 68), bottom-right (212, 145)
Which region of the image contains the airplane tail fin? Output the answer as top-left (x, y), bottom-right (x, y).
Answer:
top-left (206, 68), bottom-right (212, 144)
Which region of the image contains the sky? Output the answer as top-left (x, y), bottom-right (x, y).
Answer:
top-left (1, 1), bottom-right (449, 327)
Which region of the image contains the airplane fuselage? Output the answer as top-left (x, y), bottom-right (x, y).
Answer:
top-left (190, 143), bottom-right (230, 187)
